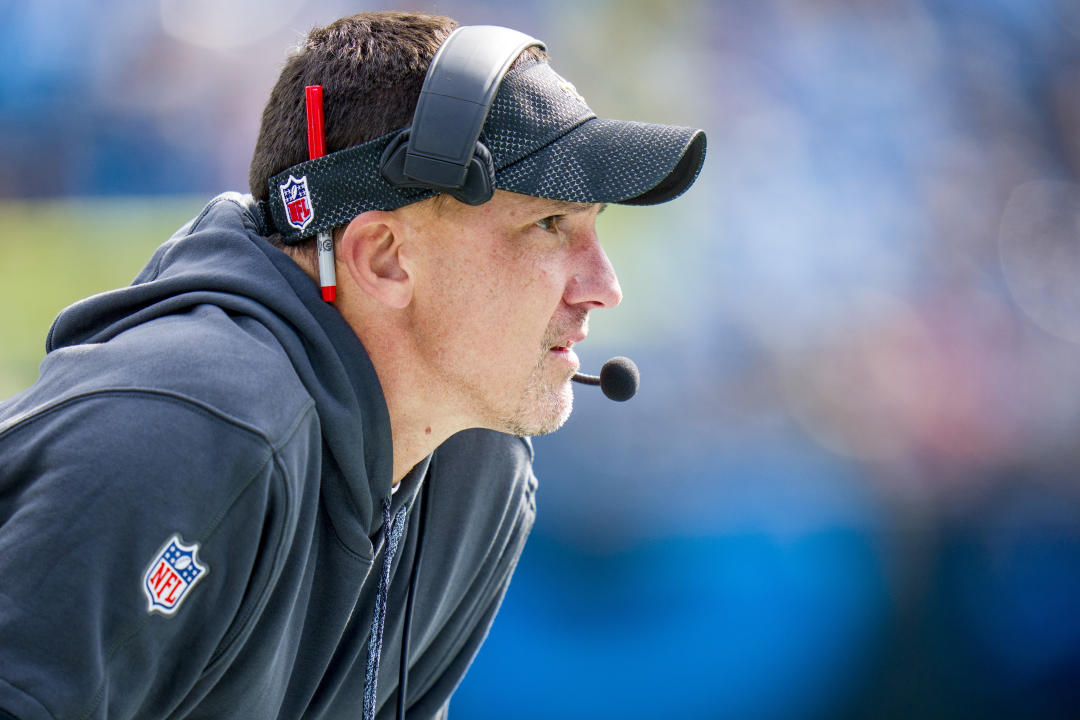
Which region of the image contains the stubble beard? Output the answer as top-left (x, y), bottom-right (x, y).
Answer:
top-left (496, 319), bottom-right (582, 437)
top-left (499, 354), bottom-right (574, 437)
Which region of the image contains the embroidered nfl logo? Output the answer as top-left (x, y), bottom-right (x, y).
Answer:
top-left (280, 174), bottom-right (314, 231)
top-left (143, 535), bottom-right (208, 615)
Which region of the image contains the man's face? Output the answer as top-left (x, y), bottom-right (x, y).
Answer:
top-left (400, 190), bottom-right (622, 436)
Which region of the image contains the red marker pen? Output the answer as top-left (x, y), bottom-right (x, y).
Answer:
top-left (305, 85), bottom-right (336, 302)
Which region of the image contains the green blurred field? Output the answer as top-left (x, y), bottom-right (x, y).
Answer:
top-left (0, 194), bottom-right (675, 402)
top-left (0, 197), bottom-right (206, 398)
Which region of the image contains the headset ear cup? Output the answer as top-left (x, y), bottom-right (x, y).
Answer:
top-left (454, 141), bottom-right (496, 205)
top-left (382, 129), bottom-right (496, 205)
top-left (379, 128), bottom-right (412, 187)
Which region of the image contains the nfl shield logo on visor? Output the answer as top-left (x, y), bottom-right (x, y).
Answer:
top-left (280, 174), bottom-right (314, 232)
top-left (143, 535), bottom-right (208, 615)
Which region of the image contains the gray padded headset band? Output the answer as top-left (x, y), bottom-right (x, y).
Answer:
top-left (401, 25), bottom-right (545, 191)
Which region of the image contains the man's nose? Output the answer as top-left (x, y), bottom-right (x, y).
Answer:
top-left (563, 232), bottom-right (623, 309)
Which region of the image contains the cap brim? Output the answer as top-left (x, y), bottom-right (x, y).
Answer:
top-left (494, 117), bottom-right (707, 206)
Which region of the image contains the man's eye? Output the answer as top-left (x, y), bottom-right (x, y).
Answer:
top-left (535, 216), bottom-right (561, 233)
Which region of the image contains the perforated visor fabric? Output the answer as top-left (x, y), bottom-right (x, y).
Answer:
top-left (487, 62), bottom-right (706, 205)
top-left (266, 61), bottom-right (706, 243)
top-left (495, 117), bottom-right (705, 205)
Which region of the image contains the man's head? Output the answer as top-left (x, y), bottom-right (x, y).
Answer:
top-left (249, 12), bottom-right (704, 442)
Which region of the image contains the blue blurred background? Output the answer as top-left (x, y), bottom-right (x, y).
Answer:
top-left (4, 1), bottom-right (1080, 718)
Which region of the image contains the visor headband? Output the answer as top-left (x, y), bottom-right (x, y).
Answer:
top-left (265, 61), bottom-right (598, 244)
top-left (266, 25), bottom-right (548, 244)
top-left (262, 25), bottom-right (706, 245)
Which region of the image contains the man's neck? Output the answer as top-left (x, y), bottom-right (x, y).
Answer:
top-left (356, 319), bottom-right (479, 484)
top-left (380, 371), bottom-right (467, 484)
top-left (281, 242), bottom-right (470, 485)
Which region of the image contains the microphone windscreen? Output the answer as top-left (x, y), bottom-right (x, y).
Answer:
top-left (599, 356), bottom-right (639, 401)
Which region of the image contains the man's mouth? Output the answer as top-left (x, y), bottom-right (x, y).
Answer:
top-left (547, 346), bottom-right (578, 377)
top-left (547, 333), bottom-right (585, 371)
top-left (549, 330), bottom-right (586, 353)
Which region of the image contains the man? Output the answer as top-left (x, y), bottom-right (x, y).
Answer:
top-left (0, 11), bottom-right (704, 720)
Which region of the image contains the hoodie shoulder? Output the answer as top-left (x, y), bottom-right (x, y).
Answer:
top-left (16, 305), bottom-right (316, 449)
top-left (18, 193), bottom-right (316, 445)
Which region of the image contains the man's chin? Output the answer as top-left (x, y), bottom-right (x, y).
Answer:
top-left (500, 378), bottom-right (574, 437)
top-left (517, 403), bottom-right (573, 437)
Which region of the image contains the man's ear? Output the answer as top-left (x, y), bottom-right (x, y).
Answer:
top-left (338, 211), bottom-right (413, 310)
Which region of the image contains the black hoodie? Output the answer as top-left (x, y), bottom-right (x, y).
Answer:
top-left (0, 193), bottom-right (536, 720)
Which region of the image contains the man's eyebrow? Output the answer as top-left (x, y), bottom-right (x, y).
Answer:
top-left (535, 199), bottom-right (608, 215)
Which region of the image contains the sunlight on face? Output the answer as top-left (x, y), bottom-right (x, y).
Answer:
top-left (402, 191), bottom-right (616, 437)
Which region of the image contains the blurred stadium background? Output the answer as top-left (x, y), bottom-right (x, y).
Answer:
top-left (4, 1), bottom-right (1080, 718)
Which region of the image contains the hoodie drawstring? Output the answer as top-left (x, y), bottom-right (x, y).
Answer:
top-left (363, 497), bottom-right (408, 720)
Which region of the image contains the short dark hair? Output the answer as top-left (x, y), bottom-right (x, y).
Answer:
top-left (249, 11), bottom-right (547, 248)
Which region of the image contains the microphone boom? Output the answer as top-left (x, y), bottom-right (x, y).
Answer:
top-left (572, 356), bottom-right (639, 401)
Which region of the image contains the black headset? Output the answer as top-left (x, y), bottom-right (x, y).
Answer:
top-left (379, 25), bottom-right (545, 205)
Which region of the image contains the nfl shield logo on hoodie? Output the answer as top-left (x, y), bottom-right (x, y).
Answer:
top-left (280, 174), bottom-right (314, 232)
top-left (143, 535), bottom-right (208, 615)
